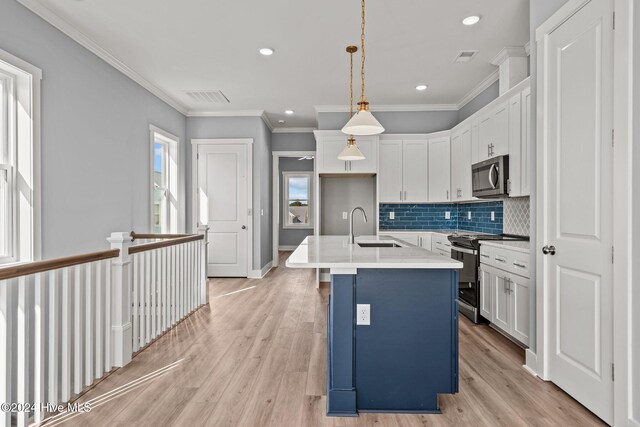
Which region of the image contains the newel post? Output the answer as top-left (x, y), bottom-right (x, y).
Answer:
top-left (107, 232), bottom-right (133, 367)
top-left (198, 225), bottom-right (209, 305)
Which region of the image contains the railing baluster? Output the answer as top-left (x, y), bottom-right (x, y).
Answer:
top-left (95, 261), bottom-right (103, 379)
top-left (180, 244), bottom-right (185, 319)
top-left (132, 253), bottom-right (139, 352)
top-left (140, 253), bottom-right (146, 348)
top-left (61, 268), bottom-right (71, 401)
top-left (0, 280), bottom-right (11, 427)
top-left (17, 276), bottom-right (30, 427)
top-left (188, 242), bottom-right (193, 312)
top-left (145, 251), bottom-right (150, 345)
top-left (161, 247), bottom-right (167, 333)
top-left (74, 265), bottom-right (83, 394)
top-left (104, 259), bottom-right (112, 372)
top-left (151, 250), bottom-right (156, 339)
top-left (85, 262), bottom-right (94, 386)
top-left (34, 272), bottom-right (46, 423)
top-left (48, 270), bottom-right (59, 405)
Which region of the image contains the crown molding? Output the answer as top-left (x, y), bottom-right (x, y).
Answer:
top-left (16, 0), bottom-right (189, 115)
top-left (186, 109), bottom-right (265, 117)
top-left (272, 127), bottom-right (316, 134)
top-left (455, 69), bottom-right (500, 110)
top-left (314, 104), bottom-right (458, 114)
top-left (490, 46), bottom-right (528, 66)
top-left (524, 41), bottom-right (531, 56)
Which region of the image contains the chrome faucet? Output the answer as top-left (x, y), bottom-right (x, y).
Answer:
top-left (349, 207), bottom-right (368, 244)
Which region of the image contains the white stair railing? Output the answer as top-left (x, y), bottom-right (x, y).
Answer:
top-left (0, 227), bottom-right (208, 427)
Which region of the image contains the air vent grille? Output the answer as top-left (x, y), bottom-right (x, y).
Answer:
top-left (454, 50), bottom-right (478, 63)
top-left (184, 90), bottom-right (230, 104)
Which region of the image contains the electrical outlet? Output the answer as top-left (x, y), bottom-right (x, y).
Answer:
top-left (491, 211), bottom-right (495, 221)
top-left (342, 212), bottom-right (348, 220)
top-left (389, 212), bottom-right (395, 220)
top-left (356, 304), bottom-right (370, 325)
top-left (445, 211), bottom-right (451, 220)
top-left (467, 211), bottom-right (472, 220)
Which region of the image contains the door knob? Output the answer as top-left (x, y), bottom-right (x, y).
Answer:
top-left (542, 245), bottom-right (556, 255)
top-left (241, 225), bottom-right (246, 230)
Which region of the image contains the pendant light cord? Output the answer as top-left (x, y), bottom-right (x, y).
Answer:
top-left (360, 0), bottom-right (366, 102)
top-left (349, 49), bottom-right (354, 118)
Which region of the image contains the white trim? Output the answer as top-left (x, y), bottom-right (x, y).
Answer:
top-left (248, 261), bottom-right (272, 279)
top-left (489, 46), bottom-right (528, 66)
top-left (272, 127), bottom-right (317, 134)
top-left (535, 0), bottom-right (591, 41)
top-left (524, 349), bottom-right (538, 376)
top-left (456, 70), bottom-right (500, 110)
top-left (314, 104), bottom-right (458, 113)
top-left (149, 125), bottom-right (180, 233)
top-left (271, 150), bottom-right (316, 265)
top-left (16, 0), bottom-right (188, 115)
top-left (191, 138), bottom-right (253, 277)
top-left (186, 109), bottom-right (265, 117)
top-left (524, 41), bottom-right (531, 56)
top-left (329, 267), bottom-right (357, 275)
top-left (278, 245), bottom-right (298, 251)
top-left (319, 272), bottom-right (330, 283)
top-left (282, 171), bottom-right (313, 229)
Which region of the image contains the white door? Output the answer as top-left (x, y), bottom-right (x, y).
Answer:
top-left (402, 140), bottom-right (429, 202)
top-left (427, 137), bottom-right (451, 202)
top-left (542, 0), bottom-right (613, 422)
top-left (197, 144), bottom-right (249, 277)
top-left (379, 140), bottom-right (403, 202)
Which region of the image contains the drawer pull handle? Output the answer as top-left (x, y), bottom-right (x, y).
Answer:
top-left (513, 262), bottom-right (527, 268)
top-left (480, 254), bottom-right (490, 258)
top-left (495, 257), bottom-right (506, 263)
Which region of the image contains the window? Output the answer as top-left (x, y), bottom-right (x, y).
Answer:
top-left (282, 172), bottom-right (313, 228)
top-left (150, 125), bottom-right (179, 234)
top-left (0, 50), bottom-right (41, 265)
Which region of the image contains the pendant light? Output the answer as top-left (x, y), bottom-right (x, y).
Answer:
top-left (341, 0), bottom-right (384, 136)
top-left (338, 46), bottom-right (366, 161)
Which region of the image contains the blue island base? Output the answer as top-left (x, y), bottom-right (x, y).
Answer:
top-left (326, 268), bottom-right (459, 416)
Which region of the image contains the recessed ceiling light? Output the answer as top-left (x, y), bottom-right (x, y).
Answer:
top-left (259, 48), bottom-right (274, 56)
top-left (284, 110), bottom-right (294, 115)
top-left (278, 120), bottom-right (285, 124)
top-left (462, 15), bottom-right (481, 26)
top-left (416, 84), bottom-right (428, 91)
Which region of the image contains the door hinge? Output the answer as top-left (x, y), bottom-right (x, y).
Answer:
top-left (197, 153), bottom-right (199, 159)
top-left (612, 246), bottom-right (614, 264)
top-left (612, 129), bottom-right (615, 147)
top-left (612, 363), bottom-right (615, 381)
top-left (613, 12), bottom-right (616, 30)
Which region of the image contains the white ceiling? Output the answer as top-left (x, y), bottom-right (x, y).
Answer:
top-left (21, 0), bottom-right (529, 128)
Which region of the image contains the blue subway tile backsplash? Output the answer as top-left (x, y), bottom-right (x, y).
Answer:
top-left (379, 201), bottom-right (504, 234)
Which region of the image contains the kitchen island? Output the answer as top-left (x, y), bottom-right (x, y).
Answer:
top-left (286, 235), bottom-right (463, 416)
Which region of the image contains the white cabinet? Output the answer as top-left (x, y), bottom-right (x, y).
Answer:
top-left (378, 138), bottom-right (428, 202)
top-left (479, 266), bottom-right (493, 319)
top-left (428, 136), bottom-right (451, 202)
top-left (417, 233), bottom-right (432, 250)
top-left (477, 99), bottom-right (509, 162)
top-left (521, 86), bottom-right (531, 196)
top-left (450, 125), bottom-right (473, 201)
top-left (508, 87), bottom-right (531, 197)
top-left (431, 233), bottom-right (451, 257)
top-left (492, 268), bottom-right (512, 332)
top-left (316, 134), bottom-right (377, 174)
top-left (509, 273), bottom-right (531, 344)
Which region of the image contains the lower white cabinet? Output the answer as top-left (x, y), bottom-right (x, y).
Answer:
top-left (479, 262), bottom-right (530, 347)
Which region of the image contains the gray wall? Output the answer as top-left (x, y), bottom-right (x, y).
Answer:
top-left (279, 158), bottom-right (314, 247)
top-left (318, 111), bottom-right (458, 133)
top-left (528, 0), bottom-right (568, 356)
top-left (320, 176), bottom-right (376, 236)
top-left (457, 81), bottom-right (500, 123)
top-left (272, 132), bottom-right (316, 152)
top-left (186, 116), bottom-right (272, 270)
top-left (633, 1), bottom-right (640, 419)
top-left (0, 0), bottom-right (187, 259)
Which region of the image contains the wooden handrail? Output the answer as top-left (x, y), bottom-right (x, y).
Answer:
top-left (130, 232), bottom-right (191, 240)
top-left (129, 234), bottom-right (204, 254)
top-left (0, 249), bottom-right (120, 281)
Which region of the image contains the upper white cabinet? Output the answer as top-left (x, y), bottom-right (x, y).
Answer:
top-left (509, 86), bottom-right (531, 197)
top-left (450, 125), bottom-right (473, 201)
top-left (379, 138), bottom-right (429, 203)
top-left (315, 133), bottom-right (378, 174)
top-left (428, 136), bottom-right (451, 202)
top-left (477, 99), bottom-right (509, 162)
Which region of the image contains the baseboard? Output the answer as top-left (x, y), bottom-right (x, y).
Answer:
top-left (523, 349), bottom-right (538, 377)
top-left (320, 273), bottom-right (330, 282)
top-left (248, 261), bottom-right (273, 279)
top-left (278, 245), bottom-right (298, 251)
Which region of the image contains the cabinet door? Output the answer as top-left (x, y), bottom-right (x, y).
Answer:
top-left (318, 137), bottom-right (349, 173)
top-left (379, 140), bottom-right (403, 202)
top-left (508, 93), bottom-right (523, 197)
top-left (402, 140), bottom-right (429, 202)
top-left (477, 113), bottom-right (493, 162)
top-left (479, 265), bottom-right (493, 320)
top-left (521, 87), bottom-right (531, 196)
top-left (417, 233), bottom-right (432, 250)
top-left (428, 137), bottom-right (451, 202)
top-left (491, 100), bottom-right (509, 157)
top-left (492, 272), bottom-right (510, 331)
top-left (471, 118), bottom-right (480, 164)
top-left (509, 274), bottom-right (530, 346)
top-left (450, 131), bottom-right (463, 201)
top-left (349, 136), bottom-right (377, 174)
top-left (459, 127), bottom-right (473, 200)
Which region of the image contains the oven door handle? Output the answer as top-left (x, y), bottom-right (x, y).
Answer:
top-left (451, 246), bottom-right (477, 255)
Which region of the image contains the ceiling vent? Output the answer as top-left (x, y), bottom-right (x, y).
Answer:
top-left (454, 50), bottom-right (478, 63)
top-left (184, 90), bottom-right (230, 104)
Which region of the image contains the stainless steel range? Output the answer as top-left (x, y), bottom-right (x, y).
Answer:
top-left (448, 233), bottom-right (529, 323)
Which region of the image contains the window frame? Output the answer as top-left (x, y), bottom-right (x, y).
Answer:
top-left (0, 49), bottom-right (41, 266)
top-left (149, 125), bottom-right (179, 234)
top-left (282, 171), bottom-right (313, 229)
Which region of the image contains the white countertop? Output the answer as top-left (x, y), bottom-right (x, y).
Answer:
top-left (480, 240), bottom-right (530, 253)
top-left (286, 235), bottom-right (463, 270)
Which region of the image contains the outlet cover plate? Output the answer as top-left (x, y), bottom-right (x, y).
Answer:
top-left (389, 212), bottom-right (395, 220)
top-left (356, 304), bottom-right (370, 325)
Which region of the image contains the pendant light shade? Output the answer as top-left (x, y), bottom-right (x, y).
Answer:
top-left (338, 137), bottom-right (365, 161)
top-left (341, 108), bottom-right (385, 136)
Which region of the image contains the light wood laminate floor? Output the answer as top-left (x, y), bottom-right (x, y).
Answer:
top-left (50, 252), bottom-right (606, 427)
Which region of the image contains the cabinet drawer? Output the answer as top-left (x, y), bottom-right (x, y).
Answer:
top-left (481, 245), bottom-right (530, 278)
top-left (479, 246), bottom-right (492, 264)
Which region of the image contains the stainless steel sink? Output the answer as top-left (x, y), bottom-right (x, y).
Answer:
top-left (357, 242), bottom-right (402, 248)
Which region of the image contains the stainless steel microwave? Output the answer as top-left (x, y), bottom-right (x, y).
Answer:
top-left (472, 155), bottom-right (509, 198)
